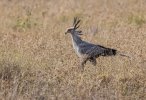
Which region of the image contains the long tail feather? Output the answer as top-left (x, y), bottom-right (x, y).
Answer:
top-left (102, 48), bottom-right (133, 59)
top-left (116, 51), bottom-right (133, 59)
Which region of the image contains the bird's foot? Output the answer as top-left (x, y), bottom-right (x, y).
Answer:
top-left (91, 61), bottom-right (97, 66)
top-left (78, 64), bottom-right (84, 72)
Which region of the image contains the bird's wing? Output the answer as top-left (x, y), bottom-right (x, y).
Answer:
top-left (78, 41), bottom-right (106, 57)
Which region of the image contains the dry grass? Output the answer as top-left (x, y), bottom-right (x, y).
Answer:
top-left (0, 0), bottom-right (146, 100)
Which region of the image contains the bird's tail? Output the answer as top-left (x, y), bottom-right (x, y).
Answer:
top-left (102, 49), bottom-right (133, 59)
top-left (116, 51), bottom-right (132, 58)
top-left (102, 48), bottom-right (117, 56)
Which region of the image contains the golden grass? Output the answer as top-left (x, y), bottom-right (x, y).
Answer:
top-left (0, 0), bottom-right (146, 99)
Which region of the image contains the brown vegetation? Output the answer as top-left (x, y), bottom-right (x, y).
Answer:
top-left (0, 0), bottom-right (146, 99)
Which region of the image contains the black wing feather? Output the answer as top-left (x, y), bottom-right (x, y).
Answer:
top-left (78, 41), bottom-right (117, 58)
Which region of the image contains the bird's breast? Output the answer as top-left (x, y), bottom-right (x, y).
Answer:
top-left (72, 42), bottom-right (82, 57)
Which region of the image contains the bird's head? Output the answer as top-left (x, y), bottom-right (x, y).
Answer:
top-left (65, 27), bottom-right (75, 34)
top-left (65, 17), bottom-right (82, 35)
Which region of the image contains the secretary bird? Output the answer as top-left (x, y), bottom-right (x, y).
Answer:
top-left (65, 17), bottom-right (130, 71)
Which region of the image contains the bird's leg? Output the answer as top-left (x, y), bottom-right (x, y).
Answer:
top-left (89, 57), bottom-right (97, 66)
top-left (79, 57), bottom-right (88, 71)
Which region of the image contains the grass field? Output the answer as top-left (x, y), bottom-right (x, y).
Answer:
top-left (0, 0), bottom-right (146, 100)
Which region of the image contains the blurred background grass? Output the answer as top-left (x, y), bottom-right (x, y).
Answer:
top-left (0, 0), bottom-right (146, 99)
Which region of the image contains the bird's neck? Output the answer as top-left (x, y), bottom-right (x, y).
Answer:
top-left (71, 33), bottom-right (82, 47)
top-left (71, 33), bottom-right (82, 43)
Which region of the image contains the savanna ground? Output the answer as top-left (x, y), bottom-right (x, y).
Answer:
top-left (0, 0), bottom-right (146, 100)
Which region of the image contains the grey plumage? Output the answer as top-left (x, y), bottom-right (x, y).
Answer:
top-left (65, 17), bottom-right (117, 70)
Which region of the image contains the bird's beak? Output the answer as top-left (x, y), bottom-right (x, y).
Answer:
top-left (65, 32), bottom-right (68, 34)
